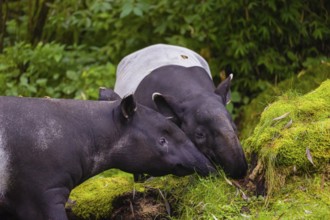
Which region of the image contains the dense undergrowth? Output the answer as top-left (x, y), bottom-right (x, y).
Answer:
top-left (1, 0), bottom-right (330, 118)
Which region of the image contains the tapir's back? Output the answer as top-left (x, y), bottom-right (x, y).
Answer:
top-left (0, 96), bottom-right (115, 164)
top-left (0, 96), bottom-right (112, 202)
top-left (114, 44), bottom-right (212, 97)
top-left (0, 96), bottom-right (114, 124)
top-left (0, 97), bottom-right (72, 149)
top-left (0, 96), bottom-right (90, 162)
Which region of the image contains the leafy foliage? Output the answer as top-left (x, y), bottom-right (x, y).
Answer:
top-left (0, 41), bottom-right (115, 99)
top-left (1, 0), bottom-right (329, 105)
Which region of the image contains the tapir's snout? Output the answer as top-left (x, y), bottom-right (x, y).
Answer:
top-left (223, 154), bottom-right (248, 179)
top-left (204, 129), bottom-right (248, 179)
top-left (192, 153), bottom-right (217, 177)
top-left (173, 141), bottom-right (216, 177)
top-left (213, 135), bottom-right (248, 179)
top-left (194, 162), bottom-right (217, 177)
top-left (172, 161), bottom-right (215, 177)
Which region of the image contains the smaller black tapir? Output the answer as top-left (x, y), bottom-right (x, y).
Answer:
top-left (0, 94), bottom-right (214, 220)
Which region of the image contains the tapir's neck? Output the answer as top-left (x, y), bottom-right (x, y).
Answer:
top-left (82, 102), bottom-right (125, 178)
top-left (53, 99), bottom-right (126, 181)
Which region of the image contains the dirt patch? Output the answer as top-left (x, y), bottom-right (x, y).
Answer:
top-left (244, 152), bottom-right (267, 196)
top-left (110, 190), bottom-right (171, 220)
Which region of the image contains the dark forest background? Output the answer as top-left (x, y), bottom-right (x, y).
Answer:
top-left (0, 0), bottom-right (329, 117)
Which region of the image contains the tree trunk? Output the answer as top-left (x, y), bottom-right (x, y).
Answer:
top-left (28, 0), bottom-right (55, 45)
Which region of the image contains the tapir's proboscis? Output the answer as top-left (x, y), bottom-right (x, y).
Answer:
top-left (114, 44), bottom-right (248, 179)
top-left (0, 94), bottom-right (214, 220)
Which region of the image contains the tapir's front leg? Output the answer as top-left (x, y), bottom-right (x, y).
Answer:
top-left (45, 203), bottom-right (68, 220)
top-left (42, 187), bottom-right (70, 220)
top-left (15, 187), bottom-right (70, 220)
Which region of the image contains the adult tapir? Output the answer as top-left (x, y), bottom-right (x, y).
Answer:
top-left (0, 94), bottom-right (214, 220)
top-left (114, 44), bottom-right (248, 179)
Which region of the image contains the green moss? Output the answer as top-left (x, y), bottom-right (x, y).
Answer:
top-left (68, 170), bottom-right (138, 219)
top-left (175, 175), bottom-right (247, 220)
top-left (68, 169), bottom-right (193, 219)
top-left (276, 119), bottom-right (330, 167)
top-left (243, 80), bottom-right (330, 196)
top-left (255, 174), bottom-right (330, 220)
top-left (69, 169), bottom-right (330, 220)
top-left (174, 172), bottom-right (330, 219)
top-left (239, 58), bottom-right (330, 140)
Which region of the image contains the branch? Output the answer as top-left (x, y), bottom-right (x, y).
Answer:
top-left (0, 0), bottom-right (8, 52)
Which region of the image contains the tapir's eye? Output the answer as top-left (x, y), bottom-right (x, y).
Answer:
top-left (195, 127), bottom-right (206, 141)
top-left (195, 131), bottom-right (205, 139)
top-left (159, 137), bottom-right (168, 146)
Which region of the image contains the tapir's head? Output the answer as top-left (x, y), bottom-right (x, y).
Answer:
top-left (152, 75), bottom-right (248, 179)
top-left (111, 94), bottom-right (215, 177)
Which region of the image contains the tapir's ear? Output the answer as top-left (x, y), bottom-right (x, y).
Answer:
top-left (99, 87), bottom-right (121, 101)
top-left (215, 74), bottom-right (233, 105)
top-left (152, 93), bottom-right (182, 126)
top-left (120, 94), bottom-right (137, 119)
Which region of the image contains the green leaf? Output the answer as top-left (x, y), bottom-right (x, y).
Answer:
top-left (36, 79), bottom-right (48, 86)
top-left (66, 70), bottom-right (80, 80)
top-left (313, 28), bottom-right (323, 40)
top-left (120, 4), bottom-right (133, 18)
top-left (27, 85), bottom-right (37, 93)
top-left (133, 7), bottom-right (143, 17)
top-left (231, 91), bottom-right (241, 103)
top-left (54, 54), bottom-right (62, 62)
top-left (20, 75), bottom-right (29, 86)
top-left (226, 102), bottom-right (234, 114)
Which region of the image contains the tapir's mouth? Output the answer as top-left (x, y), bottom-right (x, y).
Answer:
top-left (172, 164), bottom-right (195, 176)
top-left (209, 154), bottom-right (248, 179)
top-left (203, 152), bottom-right (219, 168)
top-left (173, 162), bottom-right (216, 177)
top-left (197, 163), bottom-right (217, 176)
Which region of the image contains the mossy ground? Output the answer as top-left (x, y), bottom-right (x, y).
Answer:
top-left (68, 61), bottom-right (329, 219)
top-left (69, 170), bottom-right (330, 219)
top-left (173, 173), bottom-right (329, 219)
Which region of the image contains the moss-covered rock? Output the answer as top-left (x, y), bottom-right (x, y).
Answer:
top-left (68, 170), bottom-right (192, 219)
top-left (244, 80), bottom-right (330, 196)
